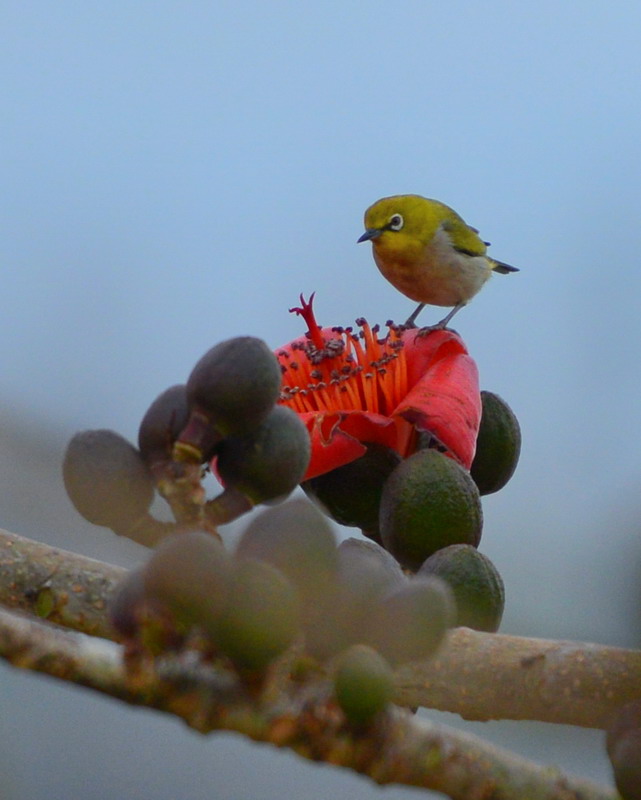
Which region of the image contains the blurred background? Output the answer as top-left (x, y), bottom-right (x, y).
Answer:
top-left (2, 2), bottom-right (641, 797)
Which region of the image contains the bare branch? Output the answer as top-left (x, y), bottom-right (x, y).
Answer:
top-left (0, 526), bottom-right (125, 640)
top-left (2, 526), bottom-right (640, 729)
top-left (395, 627), bottom-right (641, 729)
top-left (0, 607), bottom-right (615, 800)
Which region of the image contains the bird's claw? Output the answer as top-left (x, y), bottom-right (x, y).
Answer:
top-left (415, 323), bottom-right (447, 339)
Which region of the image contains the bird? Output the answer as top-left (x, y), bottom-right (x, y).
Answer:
top-left (358, 194), bottom-right (518, 328)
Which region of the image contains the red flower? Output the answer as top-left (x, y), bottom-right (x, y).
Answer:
top-left (276, 295), bottom-right (481, 481)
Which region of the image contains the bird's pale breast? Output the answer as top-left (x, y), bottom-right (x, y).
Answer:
top-left (374, 227), bottom-right (492, 307)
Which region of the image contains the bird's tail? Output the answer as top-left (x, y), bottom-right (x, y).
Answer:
top-left (491, 259), bottom-right (519, 274)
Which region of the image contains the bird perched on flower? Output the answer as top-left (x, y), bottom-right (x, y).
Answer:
top-left (358, 194), bottom-right (518, 328)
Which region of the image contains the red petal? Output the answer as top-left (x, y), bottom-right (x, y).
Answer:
top-left (402, 328), bottom-right (469, 387)
top-left (299, 410), bottom-right (403, 480)
top-left (278, 319), bottom-right (480, 477)
top-left (299, 412), bottom-right (367, 480)
top-left (339, 410), bottom-right (402, 452)
top-left (395, 347), bottom-right (481, 469)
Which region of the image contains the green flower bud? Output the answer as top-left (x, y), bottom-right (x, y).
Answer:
top-left (216, 406), bottom-right (310, 505)
top-left (110, 566), bottom-right (184, 655)
top-left (213, 558), bottom-right (300, 671)
top-left (62, 429), bottom-right (155, 535)
top-left (235, 499), bottom-right (338, 606)
top-left (470, 391), bottom-right (521, 495)
top-left (380, 449), bottom-right (483, 571)
top-left (302, 443), bottom-right (401, 537)
top-left (143, 531), bottom-right (232, 628)
top-left (304, 537), bottom-right (407, 663)
top-left (418, 544), bottom-right (505, 632)
top-left (334, 644), bottom-right (393, 727)
top-left (301, 582), bottom-right (346, 663)
top-left (364, 577), bottom-right (455, 666)
top-left (337, 537), bottom-right (407, 615)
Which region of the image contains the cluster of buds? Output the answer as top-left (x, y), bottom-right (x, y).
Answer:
top-left (109, 500), bottom-right (456, 725)
top-left (63, 336), bottom-right (311, 545)
top-left (62, 294), bottom-right (521, 726)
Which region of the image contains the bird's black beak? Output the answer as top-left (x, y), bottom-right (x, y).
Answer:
top-left (357, 228), bottom-right (382, 243)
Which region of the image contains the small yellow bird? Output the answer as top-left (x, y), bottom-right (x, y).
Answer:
top-left (358, 194), bottom-right (518, 328)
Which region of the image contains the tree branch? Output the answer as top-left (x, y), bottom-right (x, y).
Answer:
top-left (2, 526), bottom-right (640, 729)
top-left (0, 526), bottom-right (125, 639)
top-left (0, 607), bottom-right (615, 800)
top-left (395, 627), bottom-right (641, 729)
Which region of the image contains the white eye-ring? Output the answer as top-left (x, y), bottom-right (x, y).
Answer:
top-left (388, 213), bottom-right (404, 231)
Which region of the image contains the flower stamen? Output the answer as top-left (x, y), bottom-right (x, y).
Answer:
top-left (279, 295), bottom-right (410, 421)
top-left (276, 294), bottom-right (481, 478)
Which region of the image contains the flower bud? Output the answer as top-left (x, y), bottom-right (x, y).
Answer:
top-left (143, 531), bottom-right (232, 628)
top-left (364, 576), bottom-right (455, 666)
top-left (215, 406), bottom-right (310, 505)
top-left (235, 499), bottom-right (338, 606)
top-left (470, 391), bottom-right (521, 495)
top-left (304, 538), bottom-right (405, 662)
top-left (380, 449), bottom-right (483, 571)
top-left (109, 566), bottom-right (182, 654)
top-left (138, 384), bottom-right (221, 471)
top-left (337, 537), bottom-right (407, 615)
top-left (213, 558), bottom-right (300, 671)
top-left (62, 429), bottom-right (155, 535)
top-left (334, 644), bottom-right (393, 727)
top-left (302, 443), bottom-right (401, 538)
top-left (177, 337), bottom-right (282, 460)
top-left (418, 544), bottom-right (504, 632)
top-left (109, 568), bottom-right (147, 639)
top-left (138, 385), bottom-right (191, 467)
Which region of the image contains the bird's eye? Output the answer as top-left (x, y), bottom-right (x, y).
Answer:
top-left (388, 214), bottom-right (404, 231)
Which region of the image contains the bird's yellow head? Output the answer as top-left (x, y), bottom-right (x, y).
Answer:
top-left (358, 194), bottom-right (453, 257)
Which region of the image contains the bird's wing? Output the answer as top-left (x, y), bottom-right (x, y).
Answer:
top-left (441, 218), bottom-right (488, 258)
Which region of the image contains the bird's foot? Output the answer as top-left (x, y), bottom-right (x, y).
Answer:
top-left (415, 322), bottom-right (447, 338)
top-left (406, 303), bottom-right (464, 333)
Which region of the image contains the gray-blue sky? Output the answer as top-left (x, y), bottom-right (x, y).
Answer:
top-left (2, 2), bottom-right (641, 796)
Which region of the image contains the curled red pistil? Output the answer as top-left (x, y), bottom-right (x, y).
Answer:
top-left (281, 295), bottom-right (409, 419)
